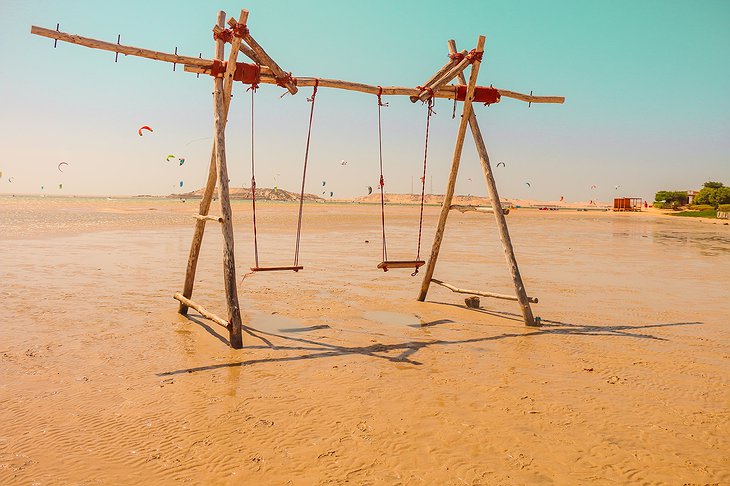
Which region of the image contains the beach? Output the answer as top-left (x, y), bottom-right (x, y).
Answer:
top-left (1, 196), bottom-right (728, 484)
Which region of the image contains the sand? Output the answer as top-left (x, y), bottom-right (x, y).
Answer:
top-left (1, 196), bottom-right (728, 484)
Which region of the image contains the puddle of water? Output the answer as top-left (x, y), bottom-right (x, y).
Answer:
top-left (363, 310), bottom-right (423, 328)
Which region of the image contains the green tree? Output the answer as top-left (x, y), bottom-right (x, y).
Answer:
top-left (703, 181), bottom-right (724, 189)
top-left (694, 183), bottom-right (730, 207)
top-left (654, 190), bottom-right (688, 205)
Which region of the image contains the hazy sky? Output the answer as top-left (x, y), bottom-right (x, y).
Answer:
top-left (0, 0), bottom-right (728, 201)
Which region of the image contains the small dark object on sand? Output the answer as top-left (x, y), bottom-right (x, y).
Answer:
top-left (465, 296), bottom-right (480, 308)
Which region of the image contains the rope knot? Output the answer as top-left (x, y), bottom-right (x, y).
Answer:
top-left (466, 49), bottom-right (483, 63)
top-left (307, 79), bottom-right (319, 102)
top-left (379, 175), bottom-right (385, 188)
top-left (213, 28), bottom-right (233, 43)
top-left (275, 72), bottom-right (295, 89)
top-left (376, 86), bottom-right (388, 107)
top-left (231, 22), bottom-right (249, 38)
top-left (416, 85), bottom-right (435, 100)
top-left (448, 52), bottom-right (465, 62)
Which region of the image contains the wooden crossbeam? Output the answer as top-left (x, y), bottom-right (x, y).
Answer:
top-left (450, 205), bottom-right (509, 215)
top-left (30, 24), bottom-right (564, 104)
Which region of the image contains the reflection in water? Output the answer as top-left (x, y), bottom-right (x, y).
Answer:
top-left (653, 231), bottom-right (730, 256)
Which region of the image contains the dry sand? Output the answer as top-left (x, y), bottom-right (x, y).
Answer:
top-left (1, 196), bottom-right (728, 484)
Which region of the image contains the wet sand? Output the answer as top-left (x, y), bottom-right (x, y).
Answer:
top-left (1, 196), bottom-right (728, 484)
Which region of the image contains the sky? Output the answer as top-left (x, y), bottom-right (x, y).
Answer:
top-left (0, 0), bottom-right (728, 201)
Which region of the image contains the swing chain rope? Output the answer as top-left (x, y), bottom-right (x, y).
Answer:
top-left (293, 79), bottom-right (319, 267)
top-left (249, 83), bottom-right (260, 269)
top-left (412, 98), bottom-right (434, 276)
top-left (376, 86), bottom-right (388, 263)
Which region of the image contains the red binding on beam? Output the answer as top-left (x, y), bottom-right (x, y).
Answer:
top-left (208, 59), bottom-right (261, 85)
top-left (455, 85), bottom-right (501, 105)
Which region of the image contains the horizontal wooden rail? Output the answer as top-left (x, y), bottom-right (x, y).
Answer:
top-left (194, 214), bottom-right (223, 223)
top-left (30, 24), bottom-right (564, 104)
top-left (173, 293), bottom-right (230, 329)
top-left (450, 204), bottom-right (510, 215)
top-left (431, 278), bottom-right (538, 303)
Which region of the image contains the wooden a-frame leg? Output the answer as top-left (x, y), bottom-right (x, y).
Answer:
top-left (417, 35), bottom-right (486, 302)
top-left (178, 12), bottom-right (229, 316)
top-left (448, 40), bottom-right (536, 326)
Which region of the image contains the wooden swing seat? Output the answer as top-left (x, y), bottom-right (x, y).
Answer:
top-left (250, 265), bottom-right (304, 272)
top-left (377, 260), bottom-right (425, 272)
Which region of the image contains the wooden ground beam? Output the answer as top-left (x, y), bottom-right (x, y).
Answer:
top-left (430, 279), bottom-right (538, 304)
top-left (178, 11), bottom-right (241, 316)
top-left (417, 35), bottom-right (486, 302)
top-left (173, 293), bottom-right (229, 329)
top-left (449, 39), bottom-right (536, 326)
top-left (212, 9), bottom-right (247, 349)
top-left (450, 204), bottom-right (509, 215)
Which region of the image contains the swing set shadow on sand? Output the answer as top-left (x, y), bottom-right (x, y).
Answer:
top-left (31, 8), bottom-right (564, 349)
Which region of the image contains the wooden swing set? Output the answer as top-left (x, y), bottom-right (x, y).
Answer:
top-left (31, 8), bottom-right (564, 349)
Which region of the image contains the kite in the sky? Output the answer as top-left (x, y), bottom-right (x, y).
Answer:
top-left (138, 126), bottom-right (153, 136)
top-left (166, 154), bottom-right (176, 162)
top-left (591, 184), bottom-right (597, 189)
top-left (525, 182), bottom-right (531, 187)
top-left (340, 160), bottom-right (348, 166)
top-left (367, 186), bottom-right (373, 195)
top-left (59, 183), bottom-right (63, 189)
top-left (560, 195), bottom-right (564, 202)
top-left (58, 162), bottom-right (68, 172)
top-left (179, 158), bottom-right (185, 166)
top-left (496, 162), bottom-right (506, 168)
top-left (179, 181), bottom-right (184, 188)
top-left (8, 177), bottom-right (13, 183)
top-left (322, 181), bottom-right (326, 186)
top-left (330, 191), bottom-right (334, 197)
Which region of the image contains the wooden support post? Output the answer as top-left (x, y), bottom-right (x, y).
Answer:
top-left (410, 49), bottom-right (467, 102)
top-left (178, 11), bottom-right (247, 317)
top-left (417, 35), bottom-right (486, 302)
top-left (229, 17), bottom-right (298, 95)
top-left (212, 10), bottom-right (247, 349)
top-left (448, 39), bottom-right (536, 326)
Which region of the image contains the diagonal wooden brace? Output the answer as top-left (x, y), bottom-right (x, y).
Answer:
top-left (411, 49), bottom-right (467, 103)
top-left (213, 24), bottom-right (260, 64)
top-left (227, 17), bottom-right (298, 95)
top-left (415, 50), bottom-right (475, 103)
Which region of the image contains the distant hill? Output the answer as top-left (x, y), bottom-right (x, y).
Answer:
top-left (173, 186), bottom-right (325, 202)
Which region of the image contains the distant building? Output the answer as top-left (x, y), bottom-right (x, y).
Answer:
top-left (613, 197), bottom-right (643, 211)
top-left (687, 190), bottom-right (699, 204)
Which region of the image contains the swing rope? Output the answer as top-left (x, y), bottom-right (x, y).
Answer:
top-left (293, 79), bottom-right (319, 267)
top-left (250, 84), bottom-right (260, 268)
top-left (412, 98), bottom-right (434, 276)
top-left (376, 86), bottom-right (388, 263)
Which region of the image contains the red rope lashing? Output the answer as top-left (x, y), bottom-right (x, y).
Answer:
top-left (213, 28), bottom-right (232, 43)
top-left (466, 49), bottom-right (483, 63)
top-left (293, 79), bottom-right (319, 268)
top-left (448, 52), bottom-right (465, 62)
top-left (276, 72), bottom-right (295, 89)
top-left (210, 59), bottom-right (225, 78)
top-left (376, 86), bottom-right (388, 265)
top-left (416, 85), bottom-right (435, 100)
top-left (249, 85), bottom-right (260, 269)
top-left (231, 23), bottom-right (248, 38)
top-left (454, 85), bottom-right (501, 105)
top-left (413, 98), bottom-right (434, 276)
